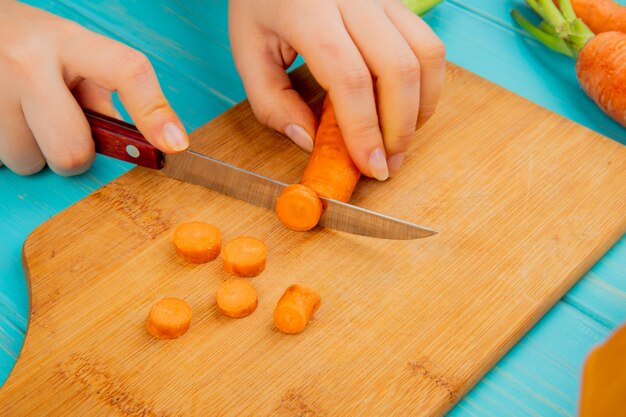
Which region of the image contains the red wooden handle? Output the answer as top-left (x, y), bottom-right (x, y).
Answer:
top-left (84, 109), bottom-right (164, 170)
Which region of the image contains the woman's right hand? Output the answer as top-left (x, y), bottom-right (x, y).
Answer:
top-left (0, 1), bottom-right (188, 176)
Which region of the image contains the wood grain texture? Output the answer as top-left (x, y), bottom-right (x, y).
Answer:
top-left (1, 64), bottom-right (625, 416)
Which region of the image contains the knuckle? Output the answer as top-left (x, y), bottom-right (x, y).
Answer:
top-left (120, 49), bottom-right (154, 84)
top-left (386, 128), bottom-right (414, 153)
top-left (59, 20), bottom-right (85, 37)
top-left (3, 37), bottom-right (48, 73)
top-left (136, 98), bottom-right (171, 121)
top-left (388, 53), bottom-right (421, 84)
top-left (251, 101), bottom-right (278, 129)
top-left (418, 103), bottom-right (438, 123)
top-left (12, 157), bottom-right (46, 176)
top-left (337, 65), bottom-right (372, 92)
top-left (416, 106), bottom-right (435, 129)
top-left (420, 41), bottom-right (446, 64)
top-left (316, 40), bottom-right (342, 61)
top-left (348, 114), bottom-right (380, 138)
top-left (50, 146), bottom-right (94, 174)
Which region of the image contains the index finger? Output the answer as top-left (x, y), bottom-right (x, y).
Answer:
top-left (286, 7), bottom-right (388, 181)
top-left (60, 27), bottom-right (188, 153)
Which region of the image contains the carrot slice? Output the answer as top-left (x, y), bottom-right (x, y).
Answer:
top-left (275, 184), bottom-right (323, 231)
top-left (216, 279), bottom-right (258, 318)
top-left (221, 236), bottom-right (267, 277)
top-left (146, 298), bottom-right (192, 339)
top-left (173, 221), bottom-right (221, 263)
top-left (274, 284), bottom-right (321, 334)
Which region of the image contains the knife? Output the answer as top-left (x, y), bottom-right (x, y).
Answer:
top-left (85, 109), bottom-right (436, 240)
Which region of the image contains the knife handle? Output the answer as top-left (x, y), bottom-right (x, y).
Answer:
top-left (84, 109), bottom-right (165, 169)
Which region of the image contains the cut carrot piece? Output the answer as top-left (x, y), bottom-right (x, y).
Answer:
top-left (300, 96), bottom-right (361, 203)
top-left (274, 284), bottom-right (321, 334)
top-left (275, 184), bottom-right (323, 231)
top-left (146, 298), bottom-right (192, 339)
top-left (221, 236), bottom-right (267, 277)
top-left (173, 221), bottom-right (221, 263)
top-left (216, 279), bottom-right (258, 318)
top-left (275, 96), bottom-right (361, 231)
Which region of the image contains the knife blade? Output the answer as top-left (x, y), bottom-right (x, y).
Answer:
top-left (85, 109), bottom-right (436, 240)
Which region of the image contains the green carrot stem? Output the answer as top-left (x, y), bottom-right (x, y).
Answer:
top-left (536, 0), bottom-right (568, 29)
top-left (569, 19), bottom-right (595, 47)
top-left (539, 20), bottom-right (559, 36)
top-left (526, 0), bottom-right (549, 22)
top-left (558, 0), bottom-right (577, 21)
top-left (511, 10), bottom-right (575, 57)
top-left (513, 0), bottom-right (594, 57)
top-left (402, 0), bottom-right (444, 15)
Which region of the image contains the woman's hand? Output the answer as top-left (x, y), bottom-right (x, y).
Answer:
top-left (0, 1), bottom-right (188, 176)
top-left (229, 0), bottom-right (445, 180)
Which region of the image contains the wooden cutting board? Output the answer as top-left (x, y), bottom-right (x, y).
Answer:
top-left (1, 65), bottom-right (624, 416)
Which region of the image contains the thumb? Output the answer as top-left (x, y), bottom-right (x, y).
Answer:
top-left (61, 31), bottom-right (188, 153)
top-left (233, 41), bottom-right (316, 152)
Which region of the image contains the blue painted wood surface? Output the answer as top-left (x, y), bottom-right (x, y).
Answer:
top-left (0, 1), bottom-right (624, 415)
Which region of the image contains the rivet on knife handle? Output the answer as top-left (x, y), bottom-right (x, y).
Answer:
top-left (84, 109), bottom-right (165, 169)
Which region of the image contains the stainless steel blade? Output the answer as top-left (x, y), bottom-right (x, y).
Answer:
top-left (162, 150), bottom-right (436, 240)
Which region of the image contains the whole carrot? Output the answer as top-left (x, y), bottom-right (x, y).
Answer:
top-left (554, 0), bottom-right (626, 34)
top-left (275, 96), bottom-right (360, 231)
top-left (513, 0), bottom-right (626, 127)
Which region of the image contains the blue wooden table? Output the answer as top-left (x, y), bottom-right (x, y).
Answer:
top-left (1, 1), bottom-right (624, 415)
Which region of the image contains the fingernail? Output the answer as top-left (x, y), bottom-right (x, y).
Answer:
top-left (163, 122), bottom-right (188, 152)
top-left (368, 148), bottom-right (389, 181)
top-left (387, 153), bottom-right (405, 176)
top-left (285, 124), bottom-right (314, 153)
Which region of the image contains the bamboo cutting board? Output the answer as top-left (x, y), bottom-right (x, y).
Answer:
top-left (1, 65), bottom-right (625, 416)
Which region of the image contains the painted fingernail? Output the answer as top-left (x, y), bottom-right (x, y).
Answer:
top-left (285, 124), bottom-right (314, 153)
top-left (387, 153), bottom-right (405, 176)
top-left (163, 122), bottom-right (188, 152)
top-left (368, 148), bottom-right (389, 181)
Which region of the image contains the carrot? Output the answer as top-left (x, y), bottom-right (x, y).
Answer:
top-left (216, 279), bottom-right (258, 318)
top-left (553, 0), bottom-right (626, 34)
top-left (580, 321), bottom-right (626, 416)
top-left (301, 96), bottom-right (361, 202)
top-left (275, 184), bottom-right (323, 231)
top-left (173, 221), bottom-right (221, 263)
top-left (221, 236), bottom-right (267, 277)
top-left (512, 0), bottom-right (626, 127)
top-left (275, 96), bottom-right (360, 231)
top-left (146, 298), bottom-right (192, 339)
top-left (273, 284), bottom-right (321, 334)
top-left (575, 31), bottom-right (626, 125)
